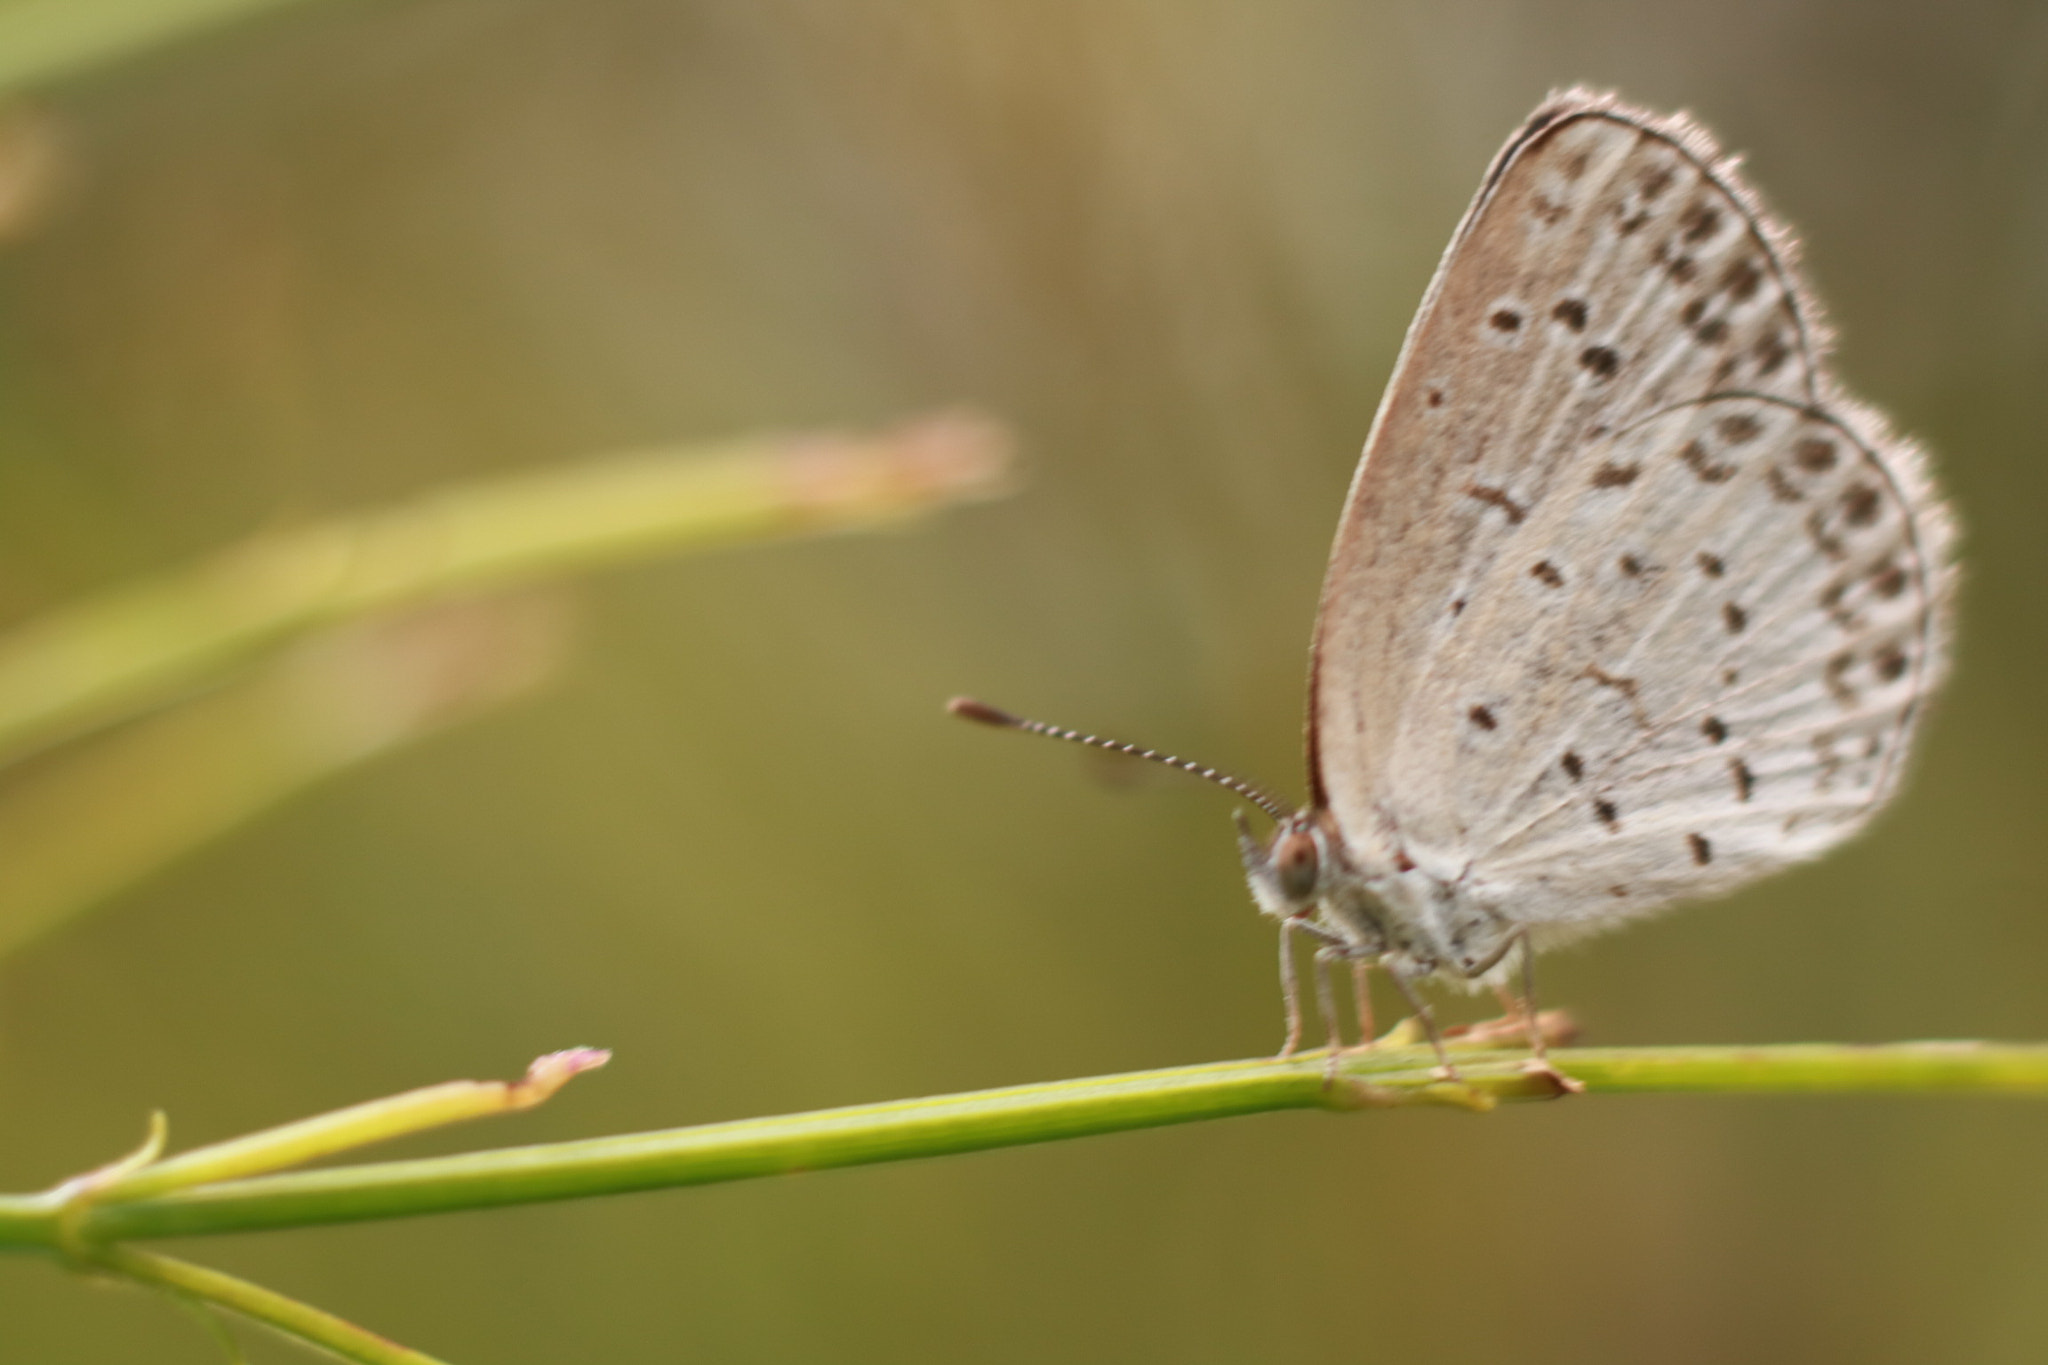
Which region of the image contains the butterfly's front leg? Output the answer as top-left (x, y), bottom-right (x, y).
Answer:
top-left (1276, 914), bottom-right (1346, 1061)
top-left (1313, 944), bottom-right (1347, 1085)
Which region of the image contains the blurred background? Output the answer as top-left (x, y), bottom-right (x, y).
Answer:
top-left (0, 1), bottom-right (2044, 1361)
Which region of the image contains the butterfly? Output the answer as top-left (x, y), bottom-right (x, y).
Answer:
top-left (953, 89), bottom-right (1953, 1089)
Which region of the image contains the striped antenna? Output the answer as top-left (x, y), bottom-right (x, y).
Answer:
top-left (947, 697), bottom-right (1293, 823)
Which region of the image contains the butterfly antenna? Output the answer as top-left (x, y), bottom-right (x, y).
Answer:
top-left (947, 697), bottom-right (1294, 823)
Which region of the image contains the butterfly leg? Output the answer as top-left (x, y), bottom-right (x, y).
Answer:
top-left (1507, 931), bottom-right (1584, 1095)
top-left (1269, 916), bottom-right (1318, 1055)
top-left (1314, 945), bottom-right (1347, 1085)
top-left (1276, 918), bottom-right (1305, 1058)
top-left (1276, 915), bottom-right (1331, 1057)
top-left (1385, 966), bottom-right (1458, 1082)
top-left (1352, 960), bottom-right (1376, 1049)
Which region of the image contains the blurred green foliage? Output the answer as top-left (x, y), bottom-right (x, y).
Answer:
top-left (0, 0), bottom-right (322, 93)
top-left (0, 2), bottom-right (2044, 1363)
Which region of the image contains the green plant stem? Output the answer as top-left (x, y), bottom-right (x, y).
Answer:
top-left (108, 1048), bottom-right (611, 1202)
top-left (0, 412), bottom-right (1010, 766)
top-left (98, 1243), bottom-right (451, 1365)
top-left (3, 1041), bottom-right (2042, 1249)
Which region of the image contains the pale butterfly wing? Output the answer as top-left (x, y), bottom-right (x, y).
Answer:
top-left (1310, 89), bottom-right (1952, 934)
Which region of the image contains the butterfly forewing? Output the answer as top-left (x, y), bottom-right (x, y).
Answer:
top-left (1309, 90), bottom-right (1951, 929)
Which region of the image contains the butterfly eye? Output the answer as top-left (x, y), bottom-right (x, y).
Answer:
top-left (1274, 832), bottom-right (1320, 901)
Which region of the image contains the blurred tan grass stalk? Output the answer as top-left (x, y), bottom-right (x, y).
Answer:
top-left (0, 412), bottom-right (1014, 954)
top-left (0, 594), bottom-right (568, 956)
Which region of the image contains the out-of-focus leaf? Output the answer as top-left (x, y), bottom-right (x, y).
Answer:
top-left (0, 0), bottom-right (334, 94)
top-left (0, 592), bottom-right (569, 957)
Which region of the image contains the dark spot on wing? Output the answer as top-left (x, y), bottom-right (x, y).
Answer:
top-left (1805, 510), bottom-right (1848, 561)
top-left (1680, 298), bottom-right (1706, 326)
top-left (1560, 751), bottom-right (1584, 781)
top-left (1530, 560), bottom-right (1565, 588)
top-left (1464, 484), bottom-right (1527, 523)
top-left (1580, 346), bottom-right (1621, 379)
top-left (1869, 559), bottom-right (1907, 599)
top-left (1591, 462), bottom-right (1640, 488)
top-left (1468, 705), bottom-right (1498, 731)
top-left (1826, 652), bottom-right (1858, 708)
top-left (1822, 583), bottom-right (1861, 631)
top-left (1813, 733), bottom-right (1844, 791)
top-left (1427, 388), bottom-right (1445, 408)
top-left (1755, 331), bottom-right (1790, 376)
top-left (1697, 551), bottom-right (1726, 578)
top-left (1766, 466), bottom-right (1804, 503)
top-left (1583, 665), bottom-right (1648, 727)
top-left (1490, 308), bottom-right (1523, 332)
top-left (1680, 440), bottom-right (1736, 483)
top-left (1561, 151), bottom-right (1591, 180)
top-left (1687, 833), bottom-right (1712, 865)
top-left (1594, 799), bottom-right (1620, 830)
top-left (1552, 298), bottom-right (1589, 331)
top-left (1619, 553), bottom-right (1647, 577)
top-left (1730, 758), bottom-right (1755, 802)
top-left (1795, 438), bottom-right (1837, 472)
top-left (1586, 666), bottom-right (1641, 697)
top-left (1450, 597), bottom-right (1467, 617)
top-left (1721, 257), bottom-right (1764, 302)
top-left (1679, 202), bottom-right (1722, 242)
top-left (1616, 209), bottom-right (1651, 236)
top-left (1874, 642), bottom-right (1909, 682)
top-left (1641, 167), bottom-right (1674, 199)
top-left (1696, 317), bottom-right (1729, 344)
top-left (1701, 715), bottom-right (1728, 744)
top-left (1842, 483), bottom-right (1883, 527)
top-left (1722, 601), bottom-right (1748, 634)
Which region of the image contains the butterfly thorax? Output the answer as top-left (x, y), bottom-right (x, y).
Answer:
top-left (1236, 808), bottom-right (1516, 984)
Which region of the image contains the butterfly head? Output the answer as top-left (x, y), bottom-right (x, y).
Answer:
top-left (1234, 808), bottom-right (1334, 918)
